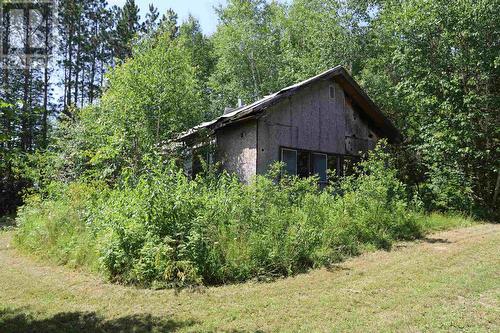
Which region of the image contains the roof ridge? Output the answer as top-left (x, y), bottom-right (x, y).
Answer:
top-left (176, 65), bottom-right (400, 143)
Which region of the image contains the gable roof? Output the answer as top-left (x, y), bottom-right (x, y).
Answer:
top-left (178, 66), bottom-right (402, 143)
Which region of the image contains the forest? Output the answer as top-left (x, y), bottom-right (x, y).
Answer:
top-left (0, 0), bottom-right (499, 287)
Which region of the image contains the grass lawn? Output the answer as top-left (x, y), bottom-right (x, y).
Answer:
top-left (0, 223), bottom-right (499, 332)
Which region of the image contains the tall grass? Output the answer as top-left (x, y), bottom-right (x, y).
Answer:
top-left (14, 146), bottom-right (476, 288)
top-left (15, 183), bottom-right (100, 270)
top-left (415, 212), bottom-right (476, 232)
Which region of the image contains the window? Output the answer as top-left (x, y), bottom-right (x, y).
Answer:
top-left (297, 151), bottom-right (310, 178)
top-left (192, 145), bottom-right (215, 178)
top-left (329, 85), bottom-right (336, 99)
top-left (312, 153), bottom-right (327, 182)
top-left (327, 155), bottom-right (339, 177)
top-left (281, 148), bottom-right (297, 175)
top-left (280, 147), bottom-right (359, 181)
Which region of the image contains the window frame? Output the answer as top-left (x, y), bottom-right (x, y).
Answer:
top-left (329, 85), bottom-right (336, 100)
top-left (280, 146), bottom-right (358, 181)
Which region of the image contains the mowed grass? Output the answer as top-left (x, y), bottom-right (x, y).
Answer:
top-left (0, 223), bottom-right (498, 333)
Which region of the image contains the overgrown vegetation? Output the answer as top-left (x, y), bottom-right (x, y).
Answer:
top-left (15, 146), bottom-right (467, 288)
top-left (2, 0), bottom-right (497, 291)
top-left (2, 0), bottom-right (498, 218)
top-left (3, 224), bottom-right (498, 332)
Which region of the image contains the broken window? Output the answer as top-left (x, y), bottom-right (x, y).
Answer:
top-left (280, 147), bottom-right (359, 181)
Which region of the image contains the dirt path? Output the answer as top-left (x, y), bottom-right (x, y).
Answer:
top-left (1, 224), bottom-right (499, 332)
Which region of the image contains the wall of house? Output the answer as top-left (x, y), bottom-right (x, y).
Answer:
top-left (256, 79), bottom-right (379, 174)
top-left (344, 95), bottom-right (380, 155)
top-left (216, 120), bottom-right (257, 183)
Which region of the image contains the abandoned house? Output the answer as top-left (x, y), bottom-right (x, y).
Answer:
top-left (177, 66), bottom-right (401, 183)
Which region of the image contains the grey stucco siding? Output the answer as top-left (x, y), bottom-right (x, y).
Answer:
top-left (257, 80), bottom-right (340, 174)
top-left (256, 79), bottom-right (378, 174)
top-left (215, 120), bottom-right (257, 183)
top-left (214, 79), bottom-right (379, 180)
top-left (180, 67), bottom-right (397, 182)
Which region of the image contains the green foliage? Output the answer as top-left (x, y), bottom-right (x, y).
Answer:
top-left (15, 182), bottom-right (102, 270)
top-left (36, 32), bottom-right (206, 184)
top-left (113, 0), bottom-right (141, 61)
top-left (15, 144), bottom-right (443, 289)
top-left (359, 0), bottom-right (500, 215)
top-left (6, 0), bottom-right (497, 219)
top-left (420, 164), bottom-right (475, 213)
top-left (178, 15), bottom-right (216, 117)
top-left (0, 100), bottom-right (29, 215)
top-left (209, 0), bottom-right (287, 111)
top-left (102, 33), bottom-right (204, 148)
top-left (7, 0), bottom-right (496, 292)
top-left (207, 0), bottom-right (499, 217)
top-left (280, 0), bottom-right (362, 81)
top-left (415, 212), bottom-right (476, 233)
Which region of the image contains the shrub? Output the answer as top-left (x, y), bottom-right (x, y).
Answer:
top-left (420, 164), bottom-right (476, 214)
top-left (15, 144), bottom-right (449, 288)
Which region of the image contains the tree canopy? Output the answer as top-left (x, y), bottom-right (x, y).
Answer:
top-left (0, 0), bottom-right (498, 217)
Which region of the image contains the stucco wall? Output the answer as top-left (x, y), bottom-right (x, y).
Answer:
top-left (216, 120), bottom-right (257, 182)
top-left (256, 79), bottom-right (378, 174)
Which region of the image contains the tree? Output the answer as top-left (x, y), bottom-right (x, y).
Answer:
top-left (85, 0), bottom-right (113, 105)
top-left (179, 15), bottom-right (216, 118)
top-left (113, 0), bottom-right (141, 62)
top-left (140, 7), bottom-right (180, 46)
top-left (359, 0), bottom-right (500, 214)
top-left (0, 2), bottom-right (56, 213)
top-left (59, 0), bottom-right (113, 111)
top-left (209, 0), bottom-right (286, 113)
top-left (280, 0), bottom-right (362, 82)
top-left (0, 100), bottom-right (27, 215)
top-left (142, 4), bottom-right (160, 34)
top-left (62, 32), bottom-right (205, 180)
top-left (159, 8), bottom-right (179, 40)
top-left (58, 0), bottom-right (81, 112)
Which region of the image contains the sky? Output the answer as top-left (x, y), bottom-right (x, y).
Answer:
top-left (107, 0), bottom-right (227, 35)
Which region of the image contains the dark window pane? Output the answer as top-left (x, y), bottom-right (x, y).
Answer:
top-left (297, 151), bottom-right (310, 178)
top-left (192, 145), bottom-right (214, 178)
top-left (192, 151), bottom-right (204, 178)
top-left (312, 153), bottom-right (327, 182)
top-left (329, 85), bottom-right (335, 99)
top-left (282, 149), bottom-right (297, 175)
top-left (327, 155), bottom-right (339, 177)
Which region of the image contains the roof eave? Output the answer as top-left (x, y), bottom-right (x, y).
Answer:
top-left (177, 65), bottom-right (402, 144)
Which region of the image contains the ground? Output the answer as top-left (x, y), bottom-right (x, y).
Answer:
top-left (0, 224), bottom-right (499, 333)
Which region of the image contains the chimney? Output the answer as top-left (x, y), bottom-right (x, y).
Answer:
top-left (224, 99), bottom-right (244, 115)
